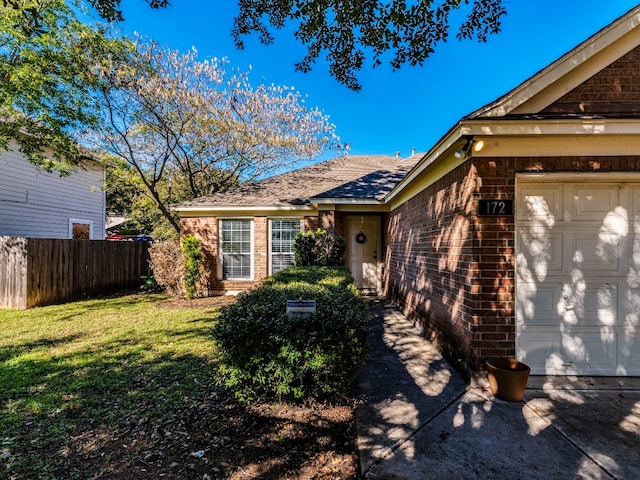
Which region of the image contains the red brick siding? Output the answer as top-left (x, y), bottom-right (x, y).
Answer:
top-left (253, 217), bottom-right (268, 282)
top-left (180, 216), bottom-right (220, 294)
top-left (543, 46), bottom-right (640, 114)
top-left (311, 211), bottom-right (345, 237)
top-left (181, 214), bottom-right (320, 295)
top-left (384, 155), bottom-right (640, 374)
top-left (383, 161), bottom-right (480, 374)
top-left (472, 159), bottom-right (516, 366)
top-left (304, 216), bottom-right (319, 231)
top-left (335, 212), bottom-right (345, 238)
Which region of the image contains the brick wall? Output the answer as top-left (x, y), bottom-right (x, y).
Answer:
top-left (472, 159), bottom-right (516, 366)
top-left (384, 154), bottom-right (640, 375)
top-left (180, 216), bottom-right (265, 294)
top-left (181, 214), bottom-right (321, 295)
top-left (383, 160), bottom-right (480, 376)
top-left (311, 211), bottom-right (345, 237)
top-left (543, 45), bottom-right (640, 115)
top-left (180, 216), bottom-right (220, 294)
top-left (253, 217), bottom-right (268, 282)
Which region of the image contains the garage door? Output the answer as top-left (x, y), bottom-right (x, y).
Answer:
top-left (516, 176), bottom-right (640, 376)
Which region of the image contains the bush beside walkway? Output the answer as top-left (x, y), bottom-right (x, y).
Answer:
top-left (214, 266), bottom-right (371, 402)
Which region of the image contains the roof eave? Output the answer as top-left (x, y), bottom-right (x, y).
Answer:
top-left (385, 116), bottom-right (640, 205)
top-left (173, 204), bottom-right (316, 213)
top-left (463, 116), bottom-right (640, 135)
top-left (385, 124), bottom-right (466, 203)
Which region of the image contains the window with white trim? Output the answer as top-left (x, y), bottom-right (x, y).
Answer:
top-left (270, 219), bottom-right (302, 274)
top-left (69, 218), bottom-right (93, 240)
top-left (221, 219), bottom-right (253, 280)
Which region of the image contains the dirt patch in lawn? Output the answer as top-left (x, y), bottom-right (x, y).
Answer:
top-left (59, 391), bottom-right (360, 479)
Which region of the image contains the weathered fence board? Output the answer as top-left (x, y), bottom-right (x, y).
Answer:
top-left (0, 237), bottom-right (28, 309)
top-left (0, 237), bottom-right (150, 309)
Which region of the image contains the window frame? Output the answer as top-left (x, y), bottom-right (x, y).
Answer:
top-left (268, 218), bottom-right (303, 275)
top-left (219, 218), bottom-right (254, 281)
top-left (68, 218), bottom-right (93, 240)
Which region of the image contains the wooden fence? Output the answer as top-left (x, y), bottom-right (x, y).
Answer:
top-left (0, 237), bottom-right (150, 309)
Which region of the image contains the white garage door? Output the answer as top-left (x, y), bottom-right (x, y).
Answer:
top-left (516, 176), bottom-right (640, 376)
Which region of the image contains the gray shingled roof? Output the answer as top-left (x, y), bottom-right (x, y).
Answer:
top-left (175, 154), bottom-right (422, 209)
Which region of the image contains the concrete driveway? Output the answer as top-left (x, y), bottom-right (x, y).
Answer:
top-left (355, 299), bottom-right (640, 479)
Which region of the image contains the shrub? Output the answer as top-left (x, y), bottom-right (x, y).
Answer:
top-left (181, 235), bottom-right (203, 299)
top-left (148, 241), bottom-right (184, 296)
top-left (294, 229), bottom-right (346, 267)
top-left (148, 237), bottom-right (206, 298)
top-left (213, 266), bottom-right (370, 402)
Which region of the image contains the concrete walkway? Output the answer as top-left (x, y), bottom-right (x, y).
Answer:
top-left (354, 298), bottom-right (640, 479)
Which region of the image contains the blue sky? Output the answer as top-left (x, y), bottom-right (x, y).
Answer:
top-left (113, 1), bottom-right (640, 160)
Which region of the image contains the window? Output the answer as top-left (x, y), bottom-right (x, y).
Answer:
top-left (221, 219), bottom-right (252, 280)
top-left (69, 218), bottom-right (92, 240)
top-left (270, 219), bottom-right (301, 274)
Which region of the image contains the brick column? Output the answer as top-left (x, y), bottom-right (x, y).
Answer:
top-left (253, 217), bottom-right (268, 281)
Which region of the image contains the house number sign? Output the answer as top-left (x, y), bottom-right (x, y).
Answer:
top-left (478, 199), bottom-right (514, 216)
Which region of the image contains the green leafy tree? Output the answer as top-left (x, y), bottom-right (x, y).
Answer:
top-left (0, 0), bottom-right (131, 170)
top-left (106, 158), bottom-right (172, 239)
top-left (105, 158), bottom-right (142, 217)
top-left (106, 158), bottom-right (238, 239)
top-left (0, 0), bottom-right (506, 90)
top-left (233, 0), bottom-right (506, 90)
top-left (181, 235), bottom-right (203, 299)
top-left (3, 0), bottom-right (506, 90)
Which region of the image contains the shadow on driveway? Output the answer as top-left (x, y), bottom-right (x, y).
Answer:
top-left (355, 298), bottom-right (640, 479)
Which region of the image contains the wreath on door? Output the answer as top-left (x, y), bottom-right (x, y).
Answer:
top-left (356, 231), bottom-right (366, 244)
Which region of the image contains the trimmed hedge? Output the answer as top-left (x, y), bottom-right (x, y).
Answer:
top-left (213, 267), bottom-right (370, 402)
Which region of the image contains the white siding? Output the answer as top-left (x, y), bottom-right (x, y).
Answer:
top-left (0, 144), bottom-right (105, 239)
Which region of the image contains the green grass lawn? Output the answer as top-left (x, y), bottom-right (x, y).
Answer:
top-left (0, 293), bottom-right (223, 478)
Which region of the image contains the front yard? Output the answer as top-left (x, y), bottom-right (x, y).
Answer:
top-left (0, 294), bottom-right (359, 479)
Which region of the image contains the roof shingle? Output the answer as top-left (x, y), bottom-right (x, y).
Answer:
top-left (175, 154), bottom-right (421, 209)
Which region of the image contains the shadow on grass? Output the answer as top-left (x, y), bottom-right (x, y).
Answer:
top-left (0, 305), bottom-right (358, 479)
top-left (0, 334), bottom-right (84, 362)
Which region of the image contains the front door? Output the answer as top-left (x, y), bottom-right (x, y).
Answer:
top-left (346, 216), bottom-right (380, 292)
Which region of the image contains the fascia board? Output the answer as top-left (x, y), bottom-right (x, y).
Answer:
top-left (385, 124), bottom-right (465, 204)
top-left (462, 118), bottom-right (640, 136)
top-left (384, 116), bottom-right (640, 208)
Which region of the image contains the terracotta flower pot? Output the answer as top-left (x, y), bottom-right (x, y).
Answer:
top-left (486, 358), bottom-right (530, 402)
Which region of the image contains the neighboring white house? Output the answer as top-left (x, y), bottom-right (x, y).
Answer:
top-left (0, 141), bottom-right (106, 240)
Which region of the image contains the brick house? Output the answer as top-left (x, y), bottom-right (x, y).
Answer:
top-left (177, 153), bottom-right (421, 294)
top-left (176, 6), bottom-right (640, 378)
